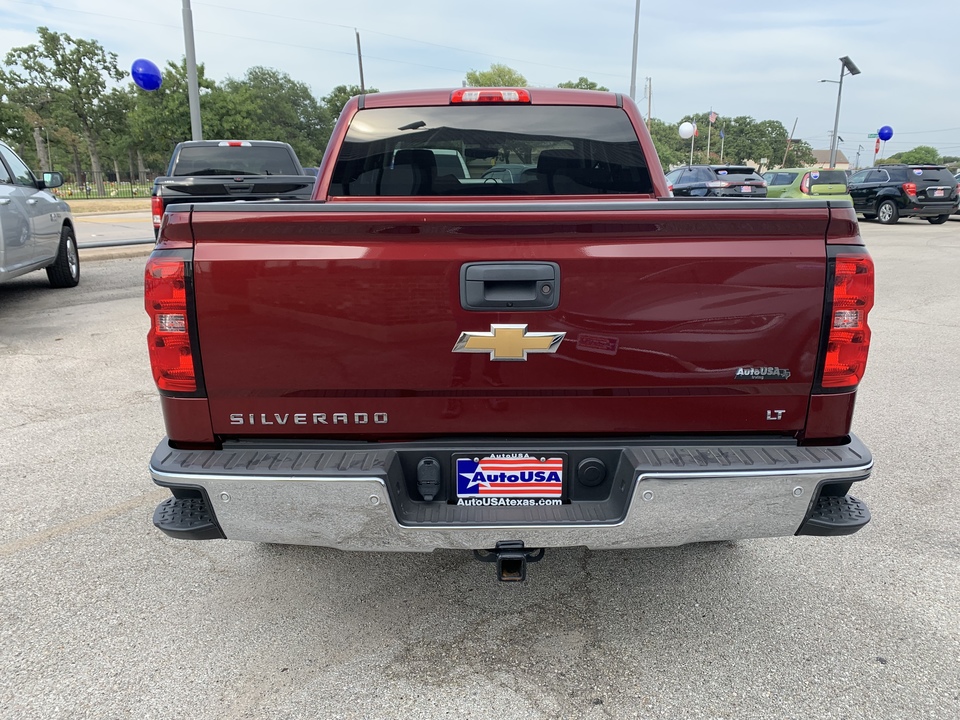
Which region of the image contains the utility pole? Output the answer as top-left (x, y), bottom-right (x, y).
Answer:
top-left (629, 1), bottom-right (641, 100)
top-left (646, 77), bottom-right (652, 123)
top-left (182, 0), bottom-right (203, 141)
top-left (355, 30), bottom-right (365, 94)
top-left (706, 108), bottom-right (713, 160)
top-left (782, 117), bottom-right (798, 167)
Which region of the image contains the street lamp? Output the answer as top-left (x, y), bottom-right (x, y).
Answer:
top-left (820, 56), bottom-right (860, 169)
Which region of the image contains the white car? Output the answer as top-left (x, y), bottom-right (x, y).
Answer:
top-left (0, 141), bottom-right (78, 288)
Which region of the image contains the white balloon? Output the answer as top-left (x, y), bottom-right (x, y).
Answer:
top-left (678, 122), bottom-right (695, 140)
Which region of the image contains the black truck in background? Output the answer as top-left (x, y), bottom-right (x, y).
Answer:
top-left (151, 140), bottom-right (316, 238)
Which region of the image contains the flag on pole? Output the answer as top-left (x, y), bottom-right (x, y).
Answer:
top-left (719, 129), bottom-right (725, 139)
top-left (709, 111), bottom-right (718, 124)
top-left (693, 123), bottom-right (699, 137)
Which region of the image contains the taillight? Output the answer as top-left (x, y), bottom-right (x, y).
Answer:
top-left (151, 195), bottom-right (163, 228)
top-left (145, 256), bottom-right (196, 392)
top-left (705, 181), bottom-right (730, 188)
top-left (451, 88), bottom-right (531, 103)
top-left (800, 173), bottom-right (811, 194)
top-left (218, 140), bottom-right (251, 147)
top-left (820, 253), bottom-right (874, 388)
top-left (902, 182), bottom-right (917, 197)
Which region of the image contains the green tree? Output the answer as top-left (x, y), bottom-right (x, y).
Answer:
top-left (127, 59), bottom-right (217, 173)
top-left (884, 145), bottom-right (940, 165)
top-left (645, 117), bottom-right (687, 169)
top-left (98, 87), bottom-right (143, 190)
top-left (782, 139), bottom-right (816, 167)
top-left (204, 67), bottom-right (331, 166)
top-left (0, 91), bottom-right (34, 163)
top-left (465, 64), bottom-right (527, 87)
top-left (0, 62), bottom-right (62, 170)
top-left (558, 77), bottom-right (609, 92)
top-left (320, 84), bottom-right (379, 129)
top-left (695, 115), bottom-right (793, 168)
top-left (646, 113), bottom-right (813, 170)
top-left (3, 27), bottom-right (126, 192)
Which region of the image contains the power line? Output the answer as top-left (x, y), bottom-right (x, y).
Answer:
top-left (5, 0), bottom-right (624, 81)
top-left (192, 1), bottom-right (624, 79)
top-left (0, 1), bottom-right (480, 76)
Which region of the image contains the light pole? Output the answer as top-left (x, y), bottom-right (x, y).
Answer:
top-left (182, 0), bottom-right (203, 141)
top-left (820, 56), bottom-right (860, 169)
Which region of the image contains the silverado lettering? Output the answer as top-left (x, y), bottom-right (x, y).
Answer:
top-left (228, 412), bottom-right (389, 425)
top-left (146, 87), bottom-right (875, 582)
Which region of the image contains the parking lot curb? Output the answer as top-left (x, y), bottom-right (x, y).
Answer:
top-left (79, 244), bottom-right (154, 262)
top-left (73, 210), bottom-right (151, 217)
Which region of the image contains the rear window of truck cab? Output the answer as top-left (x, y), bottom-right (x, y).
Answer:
top-left (173, 146), bottom-right (299, 176)
top-left (328, 105), bottom-right (654, 197)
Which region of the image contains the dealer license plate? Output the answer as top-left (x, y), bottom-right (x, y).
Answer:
top-left (455, 453), bottom-right (565, 503)
top-left (933, 189), bottom-right (945, 197)
top-left (740, 185), bottom-right (752, 193)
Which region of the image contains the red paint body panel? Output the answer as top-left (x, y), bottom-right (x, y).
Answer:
top-left (184, 204), bottom-right (834, 439)
top-left (161, 395), bottom-right (214, 444)
top-left (804, 392), bottom-right (858, 440)
top-left (825, 206), bottom-right (863, 245)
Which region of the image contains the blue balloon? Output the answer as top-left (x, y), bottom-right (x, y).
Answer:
top-left (878, 125), bottom-right (894, 142)
top-left (131, 58), bottom-right (162, 91)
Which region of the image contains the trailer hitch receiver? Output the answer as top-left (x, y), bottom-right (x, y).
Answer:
top-left (473, 540), bottom-right (545, 582)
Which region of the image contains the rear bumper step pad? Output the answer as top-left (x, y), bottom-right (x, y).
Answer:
top-left (797, 494), bottom-right (870, 537)
top-left (153, 496), bottom-right (224, 541)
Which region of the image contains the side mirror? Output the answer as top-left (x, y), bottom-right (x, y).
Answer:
top-left (41, 171), bottom-right (64, 189)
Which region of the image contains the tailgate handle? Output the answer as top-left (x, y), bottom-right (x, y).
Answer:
top-left (460, 262), bottom-right (560, 311)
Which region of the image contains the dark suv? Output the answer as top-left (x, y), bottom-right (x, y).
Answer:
top-left (847, 164), bottom-right (959, 224)
top-left (664, 165), bottom-right (767, 198)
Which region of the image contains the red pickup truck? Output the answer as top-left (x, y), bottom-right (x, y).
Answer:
top-left (146, 88), bottom-right (874, 581)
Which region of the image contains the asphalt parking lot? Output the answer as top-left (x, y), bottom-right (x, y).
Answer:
top-left (0, 218), bottom-right (958, 720)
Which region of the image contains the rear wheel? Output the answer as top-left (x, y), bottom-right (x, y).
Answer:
top-left (877, 199), bottom-right (899, 225)
top-left (927, 215), bottom-right (950, 224)
top-left (46, 225), bottom-right (80, 288)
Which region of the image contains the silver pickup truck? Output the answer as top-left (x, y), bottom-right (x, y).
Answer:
top-left (0, 141), bottom-right (78, 288)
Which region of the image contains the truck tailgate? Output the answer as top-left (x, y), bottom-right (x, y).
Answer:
top-left (158, 175), bottom-right (315, 203)
top-left (189, 201), bottom-right (831, 438)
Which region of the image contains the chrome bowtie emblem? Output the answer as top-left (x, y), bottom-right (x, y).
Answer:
top-left (452, 324), bottom-right (565, 361)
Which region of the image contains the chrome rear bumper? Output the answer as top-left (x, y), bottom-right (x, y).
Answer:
top-left (150, 436), bottom-right (872, 551)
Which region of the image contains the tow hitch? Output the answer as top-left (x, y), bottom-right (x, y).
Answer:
top-left (473, 541), bottom-right (545, 582)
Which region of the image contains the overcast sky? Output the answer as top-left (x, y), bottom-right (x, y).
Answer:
top-left (3, 0), bottom-right (959, 161)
